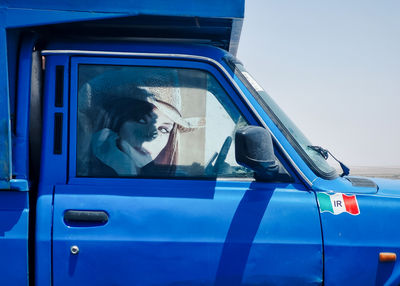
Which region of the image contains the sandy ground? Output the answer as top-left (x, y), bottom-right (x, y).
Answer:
top-left (346, 166), bottom-right (400, 180)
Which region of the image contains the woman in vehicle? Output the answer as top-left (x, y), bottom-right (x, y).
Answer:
top-left (90, 93), bottom-right (179, 177)
top-left (77, 67), bottom-right (204, 177)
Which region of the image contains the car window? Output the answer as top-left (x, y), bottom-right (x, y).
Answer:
top-left (76, 64), bottom-right (254, 179)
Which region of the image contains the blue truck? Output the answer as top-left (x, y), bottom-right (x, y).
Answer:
top-left (1, 0), bottom-right (400, 285)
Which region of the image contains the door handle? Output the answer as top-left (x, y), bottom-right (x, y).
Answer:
top-left (64, 210), bottom-right (109, 226)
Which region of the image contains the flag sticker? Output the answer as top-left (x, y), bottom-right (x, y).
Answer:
top-left (317, 192), bottom-right (360, 215)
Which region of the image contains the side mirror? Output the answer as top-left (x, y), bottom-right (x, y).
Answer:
top-left (235, 126), bottom-right (279, 180)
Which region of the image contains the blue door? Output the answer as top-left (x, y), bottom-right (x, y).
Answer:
top-left (51, 55), bottom-right (323, 285)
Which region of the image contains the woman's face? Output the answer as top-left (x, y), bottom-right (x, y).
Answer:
top-left (142, 107), bottom-right (174, 160)
top-left (120, 107), bottom-right (174, 163)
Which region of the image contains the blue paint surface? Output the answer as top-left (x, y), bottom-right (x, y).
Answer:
top-left (317, 177), bottom-right (400, 285)
top-left (40, 45), bottom-right (323, 285)
top-left (12, 35), bottom-right (38, 180)
top-left (0, 118), bottom-right (10, 186)
top-left (0, 27), bottom-right (11, 187)
top-left (5, 0), bottom-right (244, 18)
top-left (0, 191), bottom-right (29, 285)
top-left (321, 193), bottom-right (400, 285)
top-left (0, 14), bottom-right (29, 285)
top-left (52, 182), bottom-right (322, 285)
top-left (35, 189), bottom-right (54, 285)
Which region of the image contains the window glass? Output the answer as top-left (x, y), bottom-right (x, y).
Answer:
top-left (227, 60), bottom-right (337, 179)
top-left (76, 64), bottom-right (254, 179)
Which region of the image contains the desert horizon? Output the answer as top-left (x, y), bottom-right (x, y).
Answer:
top-left (339, 166), bottom-right (400, 180)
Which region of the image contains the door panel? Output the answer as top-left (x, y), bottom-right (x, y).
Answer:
top-left (52, 54), bottom-right (323, 285)
top-left (53, 181), bottom-right (322, 285)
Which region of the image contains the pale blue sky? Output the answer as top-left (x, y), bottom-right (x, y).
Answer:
top-left (238, 0), bottom-right (400, 167)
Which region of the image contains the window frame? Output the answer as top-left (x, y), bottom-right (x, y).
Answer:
top-left (68, 56), bottom-right (296, 185)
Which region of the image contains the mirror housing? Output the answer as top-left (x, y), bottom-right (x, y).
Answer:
top-left (235, 126), bottom-right (279, 180)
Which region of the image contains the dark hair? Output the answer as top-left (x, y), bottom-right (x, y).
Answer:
top-left (140, 123), bottom-right (178, 176)
top-left (154, 123), bottom-right (178, 165)
top-left (102, 97), bottom-right (154, 133)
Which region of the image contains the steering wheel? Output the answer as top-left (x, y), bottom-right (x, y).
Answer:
top-left (205, 136), bottom-right (232, 175)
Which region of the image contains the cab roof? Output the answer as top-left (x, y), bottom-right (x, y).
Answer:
top-left (2, 0), bottom-right (245, 55)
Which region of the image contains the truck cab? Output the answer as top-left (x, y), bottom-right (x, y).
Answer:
top-left (1, 1), bottom-right (400, 285)
top-left (37, 39), bottom-right (324, 285)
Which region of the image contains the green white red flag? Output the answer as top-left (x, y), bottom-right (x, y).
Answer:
top-left (317, 193), bottom-right (360, 215)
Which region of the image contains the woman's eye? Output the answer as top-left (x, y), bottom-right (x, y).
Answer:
top-left (138, 118), bottom-right (147, 124)
top-left (158, 127), bottom-right (170, 134)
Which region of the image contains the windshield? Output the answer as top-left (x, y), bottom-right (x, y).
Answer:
top-left (227, 59), bottom-right (337, 179)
